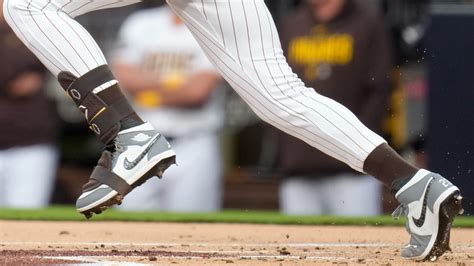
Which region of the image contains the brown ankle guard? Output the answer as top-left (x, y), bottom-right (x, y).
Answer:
top-left (58, 65), bottom-right (134, 144)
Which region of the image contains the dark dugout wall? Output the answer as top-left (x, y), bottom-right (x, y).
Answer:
top-left (427, 4), bottom-right (474, 215)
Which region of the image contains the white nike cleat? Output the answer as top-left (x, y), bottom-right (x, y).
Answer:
top-left (393, 169), bottom-right (463, 261)
top-left (76, 122), bottom-right (176, 218)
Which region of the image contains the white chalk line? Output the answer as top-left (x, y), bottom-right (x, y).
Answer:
top-left (5, 241), bottom-right (389, 264)
top-left (40, 252), bottom-right (474, 265)
top-left (4, 241), bottom-right (474, 249)
top-left (44, 254), bottom-right (366, 263)
top-left (0, 241), bottom-right (397, 248)
top-left (43, 256), bottom-right (147, 265)
top-left (26, 243), bottom-right (474, 265)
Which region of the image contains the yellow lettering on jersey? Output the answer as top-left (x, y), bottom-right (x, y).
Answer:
top-left (288, 26), bottom-right (354, 80)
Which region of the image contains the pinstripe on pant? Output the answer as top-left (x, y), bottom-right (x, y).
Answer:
top-left (3, 0), bottom-right (386, 171)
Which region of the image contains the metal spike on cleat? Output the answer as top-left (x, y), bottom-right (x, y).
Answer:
top-left (155, 156), bottom-right (176, 179)
top-left (80, 194), bottom-right (124, 219)
top-left (453, 194), bottom-right (464, 215)
top-left (156, 170), bottom-right (163, 178)
top-left (116, 195), bottom-right (124, 205)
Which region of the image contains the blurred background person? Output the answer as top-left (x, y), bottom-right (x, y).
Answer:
top-left (112, 4), bottom-right (225, 212)
top-left (278, 0), bottom-right (393, 216)
top-left (0, 0), bottom-right (58, 208)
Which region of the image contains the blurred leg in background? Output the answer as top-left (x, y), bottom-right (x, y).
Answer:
top-left (112, 5), bottom-right (225, 212)
top-left (280, 174), bottom-right (381, 216)
top-left (0, 6), bottom-right (58, 208)
top-left (0, 145), bottom-right (57, 208)
top-left (120, 135), bottom-right (222, 212)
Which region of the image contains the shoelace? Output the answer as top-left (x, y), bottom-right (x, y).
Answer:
top-left (114, 139), bottom-right (125, 152)
top-left (105, 139), bottom-right (125, 159)
top-left (392, 204), bottom-right (408, 220)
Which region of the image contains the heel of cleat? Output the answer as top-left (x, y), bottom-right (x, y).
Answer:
top-left (155, 156), bottom-right (176, 179)
top-left (424, 192), bottom-right (463, 262)
top-left (81, 195), bottom-right (124, 219)
top-left (453, 195), bottom-right (464, 215)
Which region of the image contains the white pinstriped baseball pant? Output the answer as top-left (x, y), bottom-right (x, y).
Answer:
top-left (3, 0), bottom-right (386, 172)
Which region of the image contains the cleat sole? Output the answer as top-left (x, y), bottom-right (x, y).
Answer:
top-left (79, 156), bottom-right (175, 218)
top-left (81, 194), bottom-right (123, 218)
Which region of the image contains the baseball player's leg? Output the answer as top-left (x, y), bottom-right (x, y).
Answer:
top-left (3, 0), bottom-right (140, 76)
top-left (3, 0), bottom-right (141, 131)
top-left (168, 0), bottom-right (463, 260)
top-left (167, 0), bottom-right (384, 174)
top-left (3, 0), bottom-right (144, 137)
top-left (4, 0), bottom-right (176, 218)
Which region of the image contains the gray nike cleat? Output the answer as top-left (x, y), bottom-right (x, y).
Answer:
top-left (76, 122), bottom-right (176, 218)
top-left (392, 169), bottom-right (463, 261)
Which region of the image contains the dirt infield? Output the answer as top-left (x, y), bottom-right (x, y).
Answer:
top-left (1, 221), bottom-right (473, 265)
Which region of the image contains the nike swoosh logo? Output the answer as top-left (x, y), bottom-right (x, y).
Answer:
top-left (412, 177), bottom-right (435, 228)
top-left (123, 135), bottom-right (160, 170)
